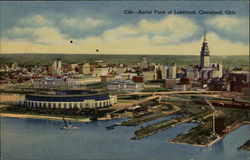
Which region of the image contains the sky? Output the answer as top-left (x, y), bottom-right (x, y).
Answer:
top-left (0, 1), bottom-right (249, 55)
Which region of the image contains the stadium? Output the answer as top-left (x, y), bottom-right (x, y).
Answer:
top-left (18, 90), bottom-right (117, 109)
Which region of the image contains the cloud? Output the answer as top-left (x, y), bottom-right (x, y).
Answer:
top-left (33, 27), bottom-right (68, 45)
top-left (18, 15), bottom-right (53, 27)
top-left (205, 16), bottom-right (249, 36)
top-left (1, 15), bottom-right (248, 55)
top-left (4, 26), bottom-right (68, 45)
top-left (98, 15), bottom-right (199, 44)
top-left (0, 38), bottom-right (81, 53)
top-left (61, 17), bottom-right (108, 30)
top-left (1, 32), bottom-right (248, 55)
top-left (101, 25), bottom-right (138, 42)
top-left (78, 32), bottom-right (248, 55)
top-left (5, 27), bottom-right (34, 39)
top-left (138, 16), bottom-right (199, 43)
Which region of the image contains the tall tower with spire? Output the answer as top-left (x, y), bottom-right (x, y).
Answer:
top-left (200, 30), bottom-right (210, 68)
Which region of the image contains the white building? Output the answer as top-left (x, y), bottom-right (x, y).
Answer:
top-left (200, 64), bottom-right (223, 79)
top-left (142, 70), bottom-right (156, 82)
top-left (50, 59), bottom-right (62, 75)
top-left (79, 63), bottom-right (91, 75)
top-left (161, 63), bottom-right (177, 79)
top-left (108, 80), bottom-right (144, 92)
top-left (185, 68), bottom-right (200, 80)
top-left (33, 77), bottom-right (64, 88)
top-left (93, 67), bottom-right (109, 77)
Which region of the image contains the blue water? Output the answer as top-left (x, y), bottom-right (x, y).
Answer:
top-left (1, 117), bottom-right (249, 160)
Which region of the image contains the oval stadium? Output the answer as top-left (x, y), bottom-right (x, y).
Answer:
top-left (18, 90), bottom-right (117, 109)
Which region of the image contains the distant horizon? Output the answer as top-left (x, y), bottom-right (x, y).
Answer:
top-left (0, 53), bottom-right (248, 56)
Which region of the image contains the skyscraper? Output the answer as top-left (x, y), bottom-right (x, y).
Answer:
top-left (200, 31), bottom-right (210, 68)
top-left (50, 59), bottom-right (62, 75)
top-left (140, 56), bottom-right (149, 69)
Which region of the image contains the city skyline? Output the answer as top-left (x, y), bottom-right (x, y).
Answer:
top-left (0, 1), bottom-right (249, 55)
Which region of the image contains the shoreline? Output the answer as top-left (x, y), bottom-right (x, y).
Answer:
top-left (168, 121), bottom-right (250, 147)
top-left (0, 113), bottom-right (91, 122)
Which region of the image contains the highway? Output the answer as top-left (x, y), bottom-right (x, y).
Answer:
top-left (117, 91), bottom-right (223, 96)
top-left (103, 95), bottom-right (160, 111)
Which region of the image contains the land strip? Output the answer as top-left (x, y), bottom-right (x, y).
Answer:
top-left (0, 113), bottom-right (90, 122)
top-left (169, 109), bottom-right (250, 147)
top-left (122, 104), bottom-right (179, 126)
top-left (239, 140), bottom-right (250, 151)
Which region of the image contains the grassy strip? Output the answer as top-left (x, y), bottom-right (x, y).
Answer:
top-left (133, 119), bottom-right (178, 139)
top-left (238, 140), bottom-right (250, 151)
top-left (171, 109), bottom-right (249, 146)
top-left (132, 105), bottom-right (212, 140)
top-left (122, 112), bottom-right (167, 126)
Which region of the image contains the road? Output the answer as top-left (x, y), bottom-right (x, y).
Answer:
top-left (117, 91), bottom-right (223, 96)
top-left (107, 95), bottom-right (160, 112)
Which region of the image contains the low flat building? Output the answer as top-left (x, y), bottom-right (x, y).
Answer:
top-left (230, 81), bottom-right (248, 92)
top-left (165, 79), bottom-right (180, 89)
top-left (93, 67), bottom-right (109, 77)
top-left (207, 79), bottom-right (230, 91)
top-left (142, 70), bottom-right (156, 82)
top-left (79, 63), bottom-right (91, 75)
top-left (66, 77), bottom-right (101, 86)
top-left (107, 80), bottom-right (144, 92)
top-left (144, 83), bottom-right (162, 88)
top-left (132, 76), bottom-right (144, 83)
top-left (33, 78), bottom-right (64, 88)
top-left (120, 72), bottom-right (137, 80)
top-left (100, 74), bottom-right (116, 82)
top-left (174, 84), bottom-right (187, 91)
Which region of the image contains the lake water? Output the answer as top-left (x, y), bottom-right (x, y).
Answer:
top-left (1, 117), bottom-right (249, 160)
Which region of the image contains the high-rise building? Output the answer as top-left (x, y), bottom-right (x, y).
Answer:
top-left (198, 31), bottom-right (223, 79)
top-left (49, 59), bottom-right (62, 75)
top-left (140, 56), bottom-right (149, 69)
top-left (162, 63), bottom-right (177, 79)
top-left (53, 59), bottom-right (62, 70)
top-left (200, 31), bottom-right (210, 68)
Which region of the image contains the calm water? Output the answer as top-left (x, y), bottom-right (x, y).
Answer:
top-left (1, 117), bottom-right (249, 160)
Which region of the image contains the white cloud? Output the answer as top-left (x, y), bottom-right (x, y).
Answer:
top-left (205, 16), bottom-right (249, 36)
top-left (5, 27), bottom-right (33, 37)
top-left (102, 25), bottom-right (137, 41)
top-left (1, 32), bottom-right (248, 55)
top-left (152, 35), bottom-right (169, 44)
top-left (96, 15), bottom-right (199, 44)
top-left (138, 16), bottom-right (198, 42)
top-left (61, 17), bottom-right (108, 30)
top-left (4, 26), bottom-right (68, 45)
top-left (19, 15), bottom-right (52, 27)
top-left (32, 27), bottom-right (68, 45)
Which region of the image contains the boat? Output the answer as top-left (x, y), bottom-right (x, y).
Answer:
top-left (106, 121), bottom-right (123, 130)
top-left (106, 125), bottom-right (115, 130)
top-left (60, 117), bottom-right (79, 130)
top-left (115, 122), bottom-right (122, 125)
top-left (106, 125), bottom-right (116, 130)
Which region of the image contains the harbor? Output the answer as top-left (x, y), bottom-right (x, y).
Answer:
top-left (1, 117), bottom-right (249, 160)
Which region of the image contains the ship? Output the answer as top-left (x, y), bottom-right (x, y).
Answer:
top-left (61, 117), bottom-right (79, 130)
